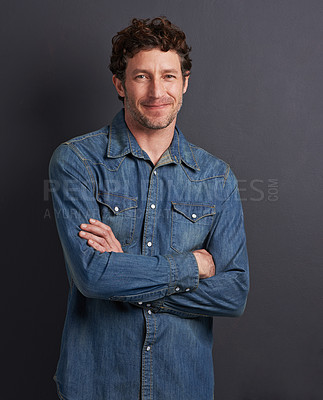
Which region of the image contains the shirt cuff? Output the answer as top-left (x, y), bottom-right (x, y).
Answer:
top-left (165, 252), bottom-right (199, 296)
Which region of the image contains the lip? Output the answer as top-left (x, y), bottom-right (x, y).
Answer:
top-left (142, 104), bottom-right (172, 109)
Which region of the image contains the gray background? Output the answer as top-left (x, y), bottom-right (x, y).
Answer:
top-left (1, 0), bottom-right (322, 399)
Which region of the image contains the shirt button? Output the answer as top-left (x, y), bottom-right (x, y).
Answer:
top-left (191, 213), bottom-right (197, 219)
top-left (146, 346), bottom-right (151, 351)
top-left (150, 204), bottom-right (156, 209)
top-left (114, 206), bottom-right (119, 212)
top-left (185, 288), bottom-right (190, 292)
top-left (175, 287), bottom-right (180, 292)
top-left (146, 303), bottom-right (151, 307)
top-left (138, 302), bottom-right (143, 305)
top-left (148, 310), bottom-right (152, 315)
top-left (153, 170), bottom-right (157, 175)
top-left (147, 241), bottom-right (152, 247)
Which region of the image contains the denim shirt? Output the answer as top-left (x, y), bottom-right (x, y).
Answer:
top-left (49, 109), bottom-right (249, 400)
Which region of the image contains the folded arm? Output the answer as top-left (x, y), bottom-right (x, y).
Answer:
top-left (158, 175), bottom-right (249, 318)
top-left (49, 144), bottom-right (200, 302)
top-left (78, 165), bottom-right (249, 318)
top-left (79, 218), bottom-right (215, 280)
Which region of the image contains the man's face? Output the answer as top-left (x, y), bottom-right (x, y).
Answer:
top-left (113, 48), bottom-right (189, 131)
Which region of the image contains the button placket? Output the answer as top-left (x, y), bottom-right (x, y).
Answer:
top-left (142, 168), bottom-right (158, 255)
top-left (141, 307), bottom-right (156, 399)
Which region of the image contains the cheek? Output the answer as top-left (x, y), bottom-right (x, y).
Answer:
top-left (170, 83), bottom-right (185, 98)
top-left (172, 89), bottom-right (184, 102)
top-left (127, 86), bottom-right (147, 102)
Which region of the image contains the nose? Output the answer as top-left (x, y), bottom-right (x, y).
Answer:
top-left (148, 77), bottom-right (165, 98)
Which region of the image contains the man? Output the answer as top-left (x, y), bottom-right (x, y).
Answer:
top-left (49, 17), bottom-right (249, 400)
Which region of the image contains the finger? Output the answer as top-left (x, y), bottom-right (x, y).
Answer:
top-left (89, 218), bottom-right (111, 231)
top-left (79, 231), bottom-right (107, 248)
top-left (87, 239), bottom-right (109, 254)
top-left (80, 223), bottom-right (118, 249)
top-left (80, 224), bottom-right (123, 253)
top-left (88, 219), bottom-right (123, 252)
top-left (102, 226), bottom-right (122, 252)
top-left (80, 223), bottom-right (109, 237)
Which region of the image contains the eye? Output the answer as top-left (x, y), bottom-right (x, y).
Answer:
top-left (165, 74), bottom-right (176, 80)
top-left (135, 74), bottom-right (148, 80)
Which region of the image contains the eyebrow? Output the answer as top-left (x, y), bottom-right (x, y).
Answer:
top-left (131, 68), bottom-right (180, 75)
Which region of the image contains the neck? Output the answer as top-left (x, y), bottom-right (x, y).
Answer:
top-left (125, 113), bottom-right (176, 165)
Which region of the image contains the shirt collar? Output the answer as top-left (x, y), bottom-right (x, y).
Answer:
top-left (172, 127), bottom-right (200, 171)
top-left (107, 109), bottom-right (200, 171)
top-left (107, 109), bottom-right (145, 159)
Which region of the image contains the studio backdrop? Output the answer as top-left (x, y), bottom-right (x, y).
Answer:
top-left (1, 1), bottom-right (322, 399)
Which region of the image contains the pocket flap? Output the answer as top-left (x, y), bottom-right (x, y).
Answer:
top-left (97, 192), bottom-right (137, 215)
top-left (171, 202), bottom-right (216, 222)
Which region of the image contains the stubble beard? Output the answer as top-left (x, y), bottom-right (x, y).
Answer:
top-left (123, 89), bottom-right (183, 130)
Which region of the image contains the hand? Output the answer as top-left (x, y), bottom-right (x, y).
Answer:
top-left (79, 219), bottom-right (123, 253)
top-left (193, 249), bottom-right (215, 279)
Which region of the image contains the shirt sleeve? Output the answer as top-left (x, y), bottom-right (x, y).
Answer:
top-left (157, 169), bottom-right (250, 318)
top-left (49, 143), bottom-right (199, 302)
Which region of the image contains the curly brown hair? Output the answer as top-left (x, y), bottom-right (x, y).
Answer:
top-left (109, 17), bottom-right (192, 87)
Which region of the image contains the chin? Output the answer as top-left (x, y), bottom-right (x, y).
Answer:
top-left (141, 116), bottom-right (175, 130)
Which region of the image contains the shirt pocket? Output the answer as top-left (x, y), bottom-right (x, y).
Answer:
top-left (96, 192), bottom-right (137, 246)
top-left (171, 202), bottom-right (216, 253)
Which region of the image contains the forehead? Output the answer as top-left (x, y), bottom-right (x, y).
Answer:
top-left (126, 48), bottom-right (182, 73)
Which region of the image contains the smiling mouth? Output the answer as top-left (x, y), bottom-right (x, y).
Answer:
top-left (142, 103), bottom-right (172, 109)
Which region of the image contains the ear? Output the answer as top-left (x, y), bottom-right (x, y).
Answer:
top-left (112, 75), bottom-right (125, 98)
top-left (182, 72), bottom-right (190, 94)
